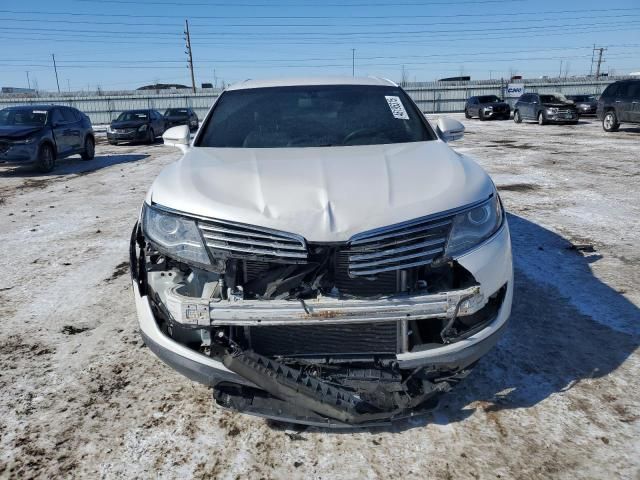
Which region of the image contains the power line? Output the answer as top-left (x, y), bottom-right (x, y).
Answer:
top-left (0, 19), bottom-right (637, 39)
top-left (74, 0), bottom-right (525, 6)
top-left (0, 7), bottom-right (638, 20)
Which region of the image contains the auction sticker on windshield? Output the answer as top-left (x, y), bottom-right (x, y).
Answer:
top-left (385, 96), bottom-right (409, 120)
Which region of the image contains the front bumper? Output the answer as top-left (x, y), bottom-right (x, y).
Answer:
top-left (107, 129), bottom-right (147, 142)
top-left (546, 112), bottom-right (579, 123)
top-left (132, 221), bottom-right (513, 425)
top-left (0, 142), bottom-right (38, 164)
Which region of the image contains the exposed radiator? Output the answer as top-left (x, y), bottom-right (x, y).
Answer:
top-left (249, 323), bottom-right (398, 357)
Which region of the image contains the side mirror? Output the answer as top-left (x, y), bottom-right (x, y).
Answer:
top-left (436, 117), bottom-right (465, 142)
top-left (163, 125), bottom-right (190, 153)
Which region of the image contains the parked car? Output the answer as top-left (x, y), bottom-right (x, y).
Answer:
top-left (107, 109), bottom-right (165, 145)
top-left (0, 105), bottom-right (95, 172)
top-left (164, 107), bottom-right (199, 131)
top-left (566, 94), bottom-right (598, 116)
top-left (513, 93), bottom-right (579, 125)
top-left (464, 95), bottom-right (510, 120)
top-left (130, 77), bottom-right (513, 427)
top-left (597, 79), bottom-right (640, 132)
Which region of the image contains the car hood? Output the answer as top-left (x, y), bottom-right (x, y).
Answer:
top-left (149, 141), bottom-right (494, 242)
top-left (111, 120), bottom-right (147, 129)
top-left (542, 102), bottom-right (576, 109)
top-left (480, 102), bottom-right (509, 108)
top-left (0, 125), bottom-right (44, 139)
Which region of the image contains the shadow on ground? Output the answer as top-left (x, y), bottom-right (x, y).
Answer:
top-left (300, 213), bottom-right (639, 433)
top-left (0, 153), bottom-right (149, 178)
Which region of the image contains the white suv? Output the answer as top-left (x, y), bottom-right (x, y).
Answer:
top-left (130, 77), bottom-right (513, 427)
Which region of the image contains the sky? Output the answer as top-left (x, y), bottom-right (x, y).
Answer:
top-left (1, 0), bottom-right (639, 92)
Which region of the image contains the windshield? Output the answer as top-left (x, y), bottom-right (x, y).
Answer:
top-left (197, 85), bottom-right (435, 148)
top-left (568, 95), bottom-right (595, 102)
top-left (116, 111), bottom-right (149, 121)
top-left (165, 108), bottom-right (189, 116)
top-left (540, 94), bottom-right (568, 104)
top-left (478, 95), bottom-right (501, 103)
top-left (0, 108), bottom-right (48, 126)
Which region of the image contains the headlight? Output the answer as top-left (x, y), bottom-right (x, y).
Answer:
top-left (12, 136), bottom-right (37, 145)
top-left (445, 195), bottom-right (503, 257)
top-left (107, 126), bottom-right (114, 133)
top-left (483, 106), bottom-right (493, 111)
top-left (142, 204), bottom-right (211, 266)
top-left (138, 124), bottom-right (148, 132)
top-left (546, 107), bottom-right (559, 114)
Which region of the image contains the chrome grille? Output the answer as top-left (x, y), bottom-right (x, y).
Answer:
top-left (346, 216), bottom-right (453, 277)
top-left (197, 218), bottom-right (308, 263)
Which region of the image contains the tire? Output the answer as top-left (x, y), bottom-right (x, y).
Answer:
top-left (108, 140), bottom-right (118, 146)
top-left (36, 143), bottom-right (55, 173)
top-left (464, 109), bottom-right (471, 119)
top-left (81, 136), bottom-right (95, 160)
top-left (537, 111), bottom-right (547, 125)
top-left (147, 128), bottom-right (155, 144)
top-left (513, 110), bottom-right (522, 123)
top-left (602, 110), bottom-right (619, 132)
top-left (479, 110), bottom-right (487, 121)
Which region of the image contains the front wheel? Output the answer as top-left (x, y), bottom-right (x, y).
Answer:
top-left (36, 143), bottom-right (55, 173)
top-left (513, 110), bottom-right (522, 123)
top-left (538, 111), bottom-right (547, 125)
top-left (147, 128), bottom-right (155, 144)
top-left (479, 110), bottom-right (487, 121)
top-left (602, 111), bottom-right (619, 132)
top-left (464, 109), bottom-right (471, 119)
top-left (81, 136), bottom-right (95, 160)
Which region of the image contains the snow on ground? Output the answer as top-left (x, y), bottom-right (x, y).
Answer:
top-left (0, 116), bottom-right (638, 479)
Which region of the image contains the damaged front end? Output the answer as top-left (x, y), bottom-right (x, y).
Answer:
top-left (131, 200), bottom-right (512, 427)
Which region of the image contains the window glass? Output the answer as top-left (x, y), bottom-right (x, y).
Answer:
top-left (197, 85), bottom-right (436, 148)
top-left (627, 82), bottom-right (640, 99)
top-left (51, 109), bottom-right (65, 125)
top-left (62, 108), bottom-right (76, 122)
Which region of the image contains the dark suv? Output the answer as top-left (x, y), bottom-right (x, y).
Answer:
top-left (0, 105), bottom-right (95, 172)
top-left (513, 93), bottom-right (579, 125)
top-left (464, 95), bottom-right (510, 120)
top-left (597, 79), bottom-right (640, 132)
top-left (164, 107), bottom-right (199, 131)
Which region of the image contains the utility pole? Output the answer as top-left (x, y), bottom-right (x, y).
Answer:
top-left (26, 71), bottom-right (30, 89)
top-left (594, 47), bottom-right (606, 79)
top-left (559, 60), bottom-right (563, 78)
top-left (351, 48), bottom-right (355, 77)
top-left (67, 79), bottom-right (71, 92)
top-left (589, 44), bottom-right (595, 76)
top-left (52, 53), bottom-right (60, 93)
top-left (184, 20), bottom-right (196, 93)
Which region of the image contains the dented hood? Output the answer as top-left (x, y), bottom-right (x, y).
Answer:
top-left (149, 141), bottom-right (494, 242)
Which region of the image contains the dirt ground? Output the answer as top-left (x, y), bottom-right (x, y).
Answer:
top-left (0, 115), bottom-right (638, 479)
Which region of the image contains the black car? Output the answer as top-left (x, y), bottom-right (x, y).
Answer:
top-left (0, 105), bottom-right (95, 172)
top-left (597, 79), bottom-right (640, 132)
top-left (513, 93), bottom-right (579, 125)
top-left (566, 94), bottom-right (598, 116)
top-left (464, 95), bottom-right (510, 120)
top-left (107, 109), bottom-right (165, 145)
top-left (164, 107), bottom-right (199, 131)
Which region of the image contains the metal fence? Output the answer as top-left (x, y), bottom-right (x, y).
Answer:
top-left (0, 76), bottom-right (630, 124)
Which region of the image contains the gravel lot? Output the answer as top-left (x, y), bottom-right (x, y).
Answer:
top-left (1, 115), bottom-right (638, 479)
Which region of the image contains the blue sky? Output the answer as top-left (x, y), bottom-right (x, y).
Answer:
top-left (1, 0), bottom-right (639, 92)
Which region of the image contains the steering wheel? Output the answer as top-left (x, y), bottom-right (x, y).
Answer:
top-left (342, 127), bottom-right (380, 145)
